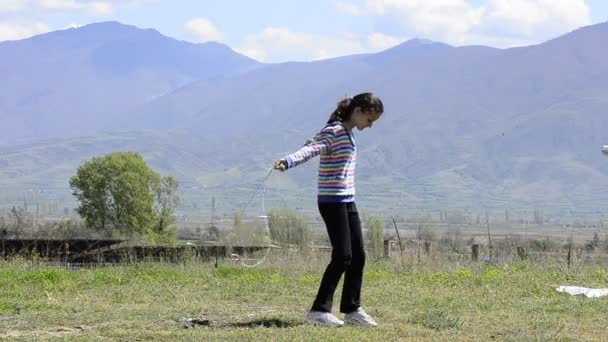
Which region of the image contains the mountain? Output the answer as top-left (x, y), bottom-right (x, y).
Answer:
top-left (2, 21), bottom-right (608, 220)
top-left (129, 22), bottom-right (608, 174)
top-left (0, 21), bottom-right (261, 143)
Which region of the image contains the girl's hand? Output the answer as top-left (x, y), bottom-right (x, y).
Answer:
top-left (274, 159), bottom-right (288, 171)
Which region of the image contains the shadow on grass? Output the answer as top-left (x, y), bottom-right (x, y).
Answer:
top-left (225, 317), bottom-right (304, 329)
top-left (183, 317), bottom-right (304, 329)
top-left (182, 318), bottom-right (211, 329)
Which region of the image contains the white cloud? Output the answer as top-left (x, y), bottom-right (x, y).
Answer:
top-left (357, 0), bottom-right (592, 47)
top-left (0, 0), bottom-right (159, 42)
top-left (366, 32), bottom-right (404, 50)
top-left (118, 0), bottom-right (160, 5)
top-left (238, 27), bottom-right (360, 62)
top-left (0, 0), bottom-right (114, 16)
top-left (185, 18), bottom-right (224, 43)
top-left (0, 21), bottom-right (50, 42)
top-left (235, 47), bottom-right (267, 61)
top-left (237, 27), bottom-right (404, 62)
top-left (65, 22), bottom-right (82, 29)
top-left (336, 2), bottom-right (363, 16)
top-left (482, 0), bottom-right (591, 37)
top-left (362, 0), bottom-right (484, 44)
top-left (38, 0), bottom-right (114, 15)
top-left (0, 0), bottom-right (28, 13)
top-left (88, 2), bottom-right (113, 15)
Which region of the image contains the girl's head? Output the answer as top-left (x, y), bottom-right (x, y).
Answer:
top-left (327, 92), bottom-right (384, 130)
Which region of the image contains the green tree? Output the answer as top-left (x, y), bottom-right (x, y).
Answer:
top-left (268, 209), bottom-right (311, 250)
top-left (69, 152), bottom-right (164, 239)
top-left (8, 206), bottom-right (32, 238)
top-left (153, 176), bottom-right (180, 233)
top-left (367, 217), bottom-right (384, 259)
top-left (418, 226), bottom-right (437, 242)
top-left (233, 212), bottom-right (242, 226)
top-left (231, 211), bottom-right (268, 246)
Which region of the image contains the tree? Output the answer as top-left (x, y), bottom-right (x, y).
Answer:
top-left (268, 209), bottom-right (311, 249)
top-left (69, 152), bottom-right (166, 239)
top-left (153, 176), bottom-right (180, 233)
top-left (232, 211), bottom-right (268, 246)
top-left (233, 212), bottom-right (242, 226)
top-left (206, 225), bottom-right (220, 242)
top-left (8, 206), bottom-right (30, 238)
top-left (418, 226), bottom-right (437, 242)
top-left (533, 208), bottom-right (544, 225)
top-left (367, 217), bottom-right (384, 259)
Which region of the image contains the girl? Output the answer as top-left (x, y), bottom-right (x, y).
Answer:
top-left (274, 92), bottom-right (384, 327)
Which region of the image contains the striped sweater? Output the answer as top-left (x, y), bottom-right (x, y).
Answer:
top-left (284, 121), bottom-right (356, 202)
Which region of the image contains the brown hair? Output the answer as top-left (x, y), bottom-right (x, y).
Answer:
top-left (327, 92), bottom-right (384, 123)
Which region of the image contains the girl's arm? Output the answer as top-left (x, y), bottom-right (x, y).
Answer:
top-left (275, 127), bottom-right (335, 171)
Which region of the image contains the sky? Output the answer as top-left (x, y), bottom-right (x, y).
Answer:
top-left (1, 0), bottom-right (607, 62)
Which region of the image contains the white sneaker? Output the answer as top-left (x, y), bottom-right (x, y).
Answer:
top-left (344, 308), bottom-right (378, 327)
top-left (305, 310), bottom-right (344, 327)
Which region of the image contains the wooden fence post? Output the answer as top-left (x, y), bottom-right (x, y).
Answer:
top-left (517, 246), bottom-right (526, 260)
top-left (383, 240), bottom-right (390, 258)
top-left (64, 242), bottom-right (69, 264)
top-left (424, 241), bottom-right (432, 256)
top-left (472, 244), bottom-right (479, 261)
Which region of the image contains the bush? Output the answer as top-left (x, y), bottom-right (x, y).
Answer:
top-left (367, 217), bottom-right (384, 259)
top-left (268, 209), bottom-right (311, 249)
top-left (530, 238), bottom-right (560, 252)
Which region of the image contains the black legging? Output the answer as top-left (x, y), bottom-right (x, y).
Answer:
top-left (311, 201), bottom-right (365, 313)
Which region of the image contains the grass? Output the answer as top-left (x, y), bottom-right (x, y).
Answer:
top-left (1, 255), bottom-right (608, 341)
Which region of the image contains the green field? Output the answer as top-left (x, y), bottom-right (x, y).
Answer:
top-left (1, 255), bottom-right (608, 341)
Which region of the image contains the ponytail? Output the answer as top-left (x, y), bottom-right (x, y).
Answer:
top-left (327, 97), bottom-right (352, 123)
top-left (326, 92), bottom-right (384, 124)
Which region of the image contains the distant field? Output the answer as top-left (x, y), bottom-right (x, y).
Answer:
top-left (2, 254), bottom-right (608, 341)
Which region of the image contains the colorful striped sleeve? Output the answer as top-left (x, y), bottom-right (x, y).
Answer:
top-left (284, 126), bottom-right (336, 169)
